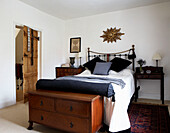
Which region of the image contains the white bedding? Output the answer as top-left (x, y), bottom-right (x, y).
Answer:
top-left (76, 69), bottom-right (135, 132)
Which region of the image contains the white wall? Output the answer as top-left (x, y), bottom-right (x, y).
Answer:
top-left (1, 0), bottom-right (170, 109)
top-left (0, 0), bottom-right (66, 108)
top-left (65, 2), bottom-right (170, 100)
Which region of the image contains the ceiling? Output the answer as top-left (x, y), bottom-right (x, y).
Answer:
top-left (19, 0), bottom-right (170, 20)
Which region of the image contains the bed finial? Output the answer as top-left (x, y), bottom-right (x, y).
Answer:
top-left (88, 47), bottom-right (90, 61)
top-left (88, 47), bottom-right (90, 52)
top-left (132, 44), bottom-right (135, 71)
top-left (132, 44), bottom-right (135, 50)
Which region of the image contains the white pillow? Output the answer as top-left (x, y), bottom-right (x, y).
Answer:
top-left (119, 69), bottom-right (134, 75)
top-left (109, 69), bottom-right (134, 76)
top-left (108, 70), bottom-right (118, 75)
top-left (76, 69), bottom-right (91, 76)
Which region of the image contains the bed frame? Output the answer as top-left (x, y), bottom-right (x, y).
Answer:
top-left (88, 45), bottom-right (136, 132)
top-left (87, 45), bottom-right (136, 71)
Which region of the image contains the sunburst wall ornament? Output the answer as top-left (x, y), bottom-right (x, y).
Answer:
top-left (100, 27), bottom-right (125, 43)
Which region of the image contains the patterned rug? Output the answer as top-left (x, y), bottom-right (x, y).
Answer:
top-left (128, 103), bottom-right (170, 133)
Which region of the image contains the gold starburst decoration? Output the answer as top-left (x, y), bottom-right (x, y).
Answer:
top-left (100, 27), bottom-right (125, 43)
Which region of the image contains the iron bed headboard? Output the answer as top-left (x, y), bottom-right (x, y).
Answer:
top-left (87, 45), bottom-right (136, 71)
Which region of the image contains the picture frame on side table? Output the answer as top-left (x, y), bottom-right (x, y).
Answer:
top-left (70, 37), bottom-right (81, 53)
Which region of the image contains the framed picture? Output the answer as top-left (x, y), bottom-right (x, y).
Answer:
top-left (70, 37), bottom-right (81, 53)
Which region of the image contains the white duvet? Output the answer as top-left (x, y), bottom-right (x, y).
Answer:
top-left (76, 69), bottom-right (135, 132)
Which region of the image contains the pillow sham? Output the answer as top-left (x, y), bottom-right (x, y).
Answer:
top-left (76, 69), bottom-right (91, 76)
top-left (93, 62), bottom-right (112, 75)
top-left (108, 70), bottom-right (118, 75)
top-left (110, 57), bottom-right (132, 72)
top-left (109, 69), bottom-right (134, 76)
top-left (119, 69), bottom-right (134, 75)
top-left (83, 57), bottom-right (105, 73)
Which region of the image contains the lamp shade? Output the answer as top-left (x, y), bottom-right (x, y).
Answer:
top-left (152, 53), bottom-right (161, 60)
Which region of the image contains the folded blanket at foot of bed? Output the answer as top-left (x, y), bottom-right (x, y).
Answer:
top-left (36, 79), bottom-right (115, 97)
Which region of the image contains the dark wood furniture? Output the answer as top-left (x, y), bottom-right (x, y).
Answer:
top-left (28, 90), bottom-right (103, 133)
top-left (56, 67), bottom-right (84, 78)
top-left (134, 66), bottom-right (164, 104)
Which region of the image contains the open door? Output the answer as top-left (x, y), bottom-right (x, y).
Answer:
top-left (23, 25), bottom-right (39, 102)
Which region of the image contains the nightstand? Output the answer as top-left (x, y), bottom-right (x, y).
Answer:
top-left (134, 66), bottom-right (164, 104)
top-left (55, 67), bottom-right (84, 78)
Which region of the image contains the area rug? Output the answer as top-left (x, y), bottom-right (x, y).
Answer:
top-left (128, 103), bottom-right (170, 133)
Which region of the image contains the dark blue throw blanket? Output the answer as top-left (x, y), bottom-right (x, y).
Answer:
top-left (57, 76), bottom-right (125, 89)
top-left (36, 76), bottom-right (125, 98)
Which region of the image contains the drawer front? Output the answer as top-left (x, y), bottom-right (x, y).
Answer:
top-left (56, 67), bottom-right (83, 78)
top-left (136, 74), bottom-right (161, 79)
top-left (148, 75), bottom-right (161, 79)
top-left (136, 75), bottom-right (148, 79)
top-left (55, 99), bottom-right (90, 118)
top-left (29, 95), bottom-right (55, 112)
top-left (30, 109), bottom-right (90, 133)
top-left (59, 70), bottom-right (78, 76)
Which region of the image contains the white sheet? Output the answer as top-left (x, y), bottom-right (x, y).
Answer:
top-left (76, 69), bottom-right (135, 132)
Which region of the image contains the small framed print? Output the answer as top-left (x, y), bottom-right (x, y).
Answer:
top-left (70, 37), bottom-right (81, 53)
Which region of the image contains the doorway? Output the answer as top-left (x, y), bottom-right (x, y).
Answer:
top-left (15, 25), bottom-right (41, 102)
top-left (15, 27), bottom-right (23, 102)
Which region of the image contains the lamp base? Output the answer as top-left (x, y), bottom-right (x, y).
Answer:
top-left (155, 60), bottom-right (159, 72)
top-left (156, 60), bottom-right (158, 67)
top-left (69, 57), bottom-right (75, 68)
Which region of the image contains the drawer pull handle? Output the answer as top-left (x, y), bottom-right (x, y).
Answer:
top-left (41, 116), bottom-right (44, 120)
top-left (70, 106), bottom-right (73, 111)
top-left (40, 101), bottom-right (43, 106)
top-left (70, 122), bottom-right (73, 128)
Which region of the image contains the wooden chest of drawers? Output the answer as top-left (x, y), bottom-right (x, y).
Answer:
top-left (56, 67), bottom-right (84, 78)
top-left (28, 90), bottom-right (103, 133)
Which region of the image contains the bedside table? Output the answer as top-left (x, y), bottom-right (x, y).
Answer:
top-left (55, 67), bottom-right (84, 78)
top-left (134, 66), bottom-right (164, 104)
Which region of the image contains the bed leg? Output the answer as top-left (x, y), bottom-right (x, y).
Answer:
top-left (98, 126), bottom-right (106, 132)
top-left (27, 121), bottom-right (33, 130)
top-left (99, 123), bottom-right (109, 132)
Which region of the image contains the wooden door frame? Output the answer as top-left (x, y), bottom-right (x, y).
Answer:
top-left (14, 23), bottom-right (42, 102)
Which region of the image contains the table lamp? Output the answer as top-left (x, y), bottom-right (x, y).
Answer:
top-left (152, 53), bottom-right (161, 67)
